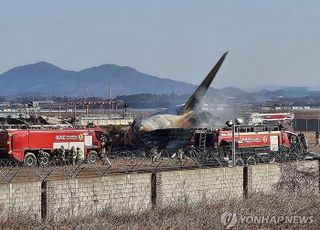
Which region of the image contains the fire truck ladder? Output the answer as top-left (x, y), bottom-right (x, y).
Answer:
top-left (198, 129), bottom-right (207, 150)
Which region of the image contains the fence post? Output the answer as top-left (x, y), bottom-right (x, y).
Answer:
top-left (243, 161), bottom-right (248, 198)
top-left (41, 181), bottom-right (47, 221)
top-left (318, 159), bottom-right (320, 194)
top-left (306, 118), bottom-right (308, 132)
top-left (151, 172), bottom-right (157, 208)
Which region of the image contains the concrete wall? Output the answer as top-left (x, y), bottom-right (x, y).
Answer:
top-left (0, 182), bottom-right (41, 218)
top-left (46, 173), bottom-right (152, 219)
top-left (156, 167), bottom-right (243, 205)
top-left (0, 162), bottom-right (307, 219)
top-left (248, 164), bottom-right (281, 193)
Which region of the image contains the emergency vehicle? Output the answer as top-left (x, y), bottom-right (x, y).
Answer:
top-left (192, 124), bottom-right (306, 155)
top-left (0, 127), bottom-right (108, 166)
top-left (248, 112), bottom-right (293, 125)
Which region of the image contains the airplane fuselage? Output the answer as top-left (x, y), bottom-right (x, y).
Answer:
top-left (137, 111), bottom-right (193, 132)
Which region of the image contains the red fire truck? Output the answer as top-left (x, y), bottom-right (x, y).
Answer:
top-left (215, 129), bottom-right (292, 151)
top-left (0, 127), bottom-right (108, 166)
top-left (192, 125), bottom-right (306, 153)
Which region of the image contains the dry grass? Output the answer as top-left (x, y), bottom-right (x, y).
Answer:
top-left (0, 192), bottom-right (319, 229)
top-left (1, 162), bottom-right (319, 230)
top-left (303, 131), bottom-right (320, 153)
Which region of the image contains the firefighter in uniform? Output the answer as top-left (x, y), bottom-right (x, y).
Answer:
top-left (59, 145), bottom-right (66, 165)
top-left (38, 149), bottom-right (45, 166)
top-left (298, 132), bottom-right (307, 151)
top-left (76, 147), bottom-right (84, 164)
top-left (70, 146), bottom-right (76, 165)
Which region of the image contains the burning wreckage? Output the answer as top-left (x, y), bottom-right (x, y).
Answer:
top-left (116, 52), bottom-right (309, 163)
top-left (125, 52), bottom-right (228, 147)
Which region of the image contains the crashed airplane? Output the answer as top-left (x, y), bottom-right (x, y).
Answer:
top-left (125, 52), bottom-right (228, 147)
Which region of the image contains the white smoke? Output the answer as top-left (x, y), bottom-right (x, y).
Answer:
top-left (191, 95), bottom-right (249, 128)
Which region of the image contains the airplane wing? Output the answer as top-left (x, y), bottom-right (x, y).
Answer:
top-left (179, 52), bottom-right (228, 115)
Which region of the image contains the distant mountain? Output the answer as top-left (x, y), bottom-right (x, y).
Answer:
top-left (251, 87), bottom-right (311, 99)
top-left (215, 87), bottom-right (248, 98)
top-left (245, 84), bottom-right (289, 92)
top-left (1, 62), bottom-right (320, 100)
top-left (0, 62), bottom-right (197, 97)
top-left (308, 85), bottom-right (320, 91)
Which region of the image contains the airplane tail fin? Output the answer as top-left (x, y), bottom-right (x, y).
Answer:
top-left (179, 52), bottom-right (228, 115)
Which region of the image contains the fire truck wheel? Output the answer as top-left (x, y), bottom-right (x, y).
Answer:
top-left (24, 152), bottom-right (37, 167)
top-left (87, 150), bottom-right (98, 164)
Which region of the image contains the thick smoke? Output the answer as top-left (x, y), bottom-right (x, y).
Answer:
top-left (191, 95), bottom-right (249, 128)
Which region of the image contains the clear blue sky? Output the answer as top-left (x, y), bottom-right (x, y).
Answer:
top-left (0, 0), bottom-right (319, 90)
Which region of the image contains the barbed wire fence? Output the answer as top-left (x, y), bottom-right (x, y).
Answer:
top-left (0, 146), bottom-right (317, 184)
